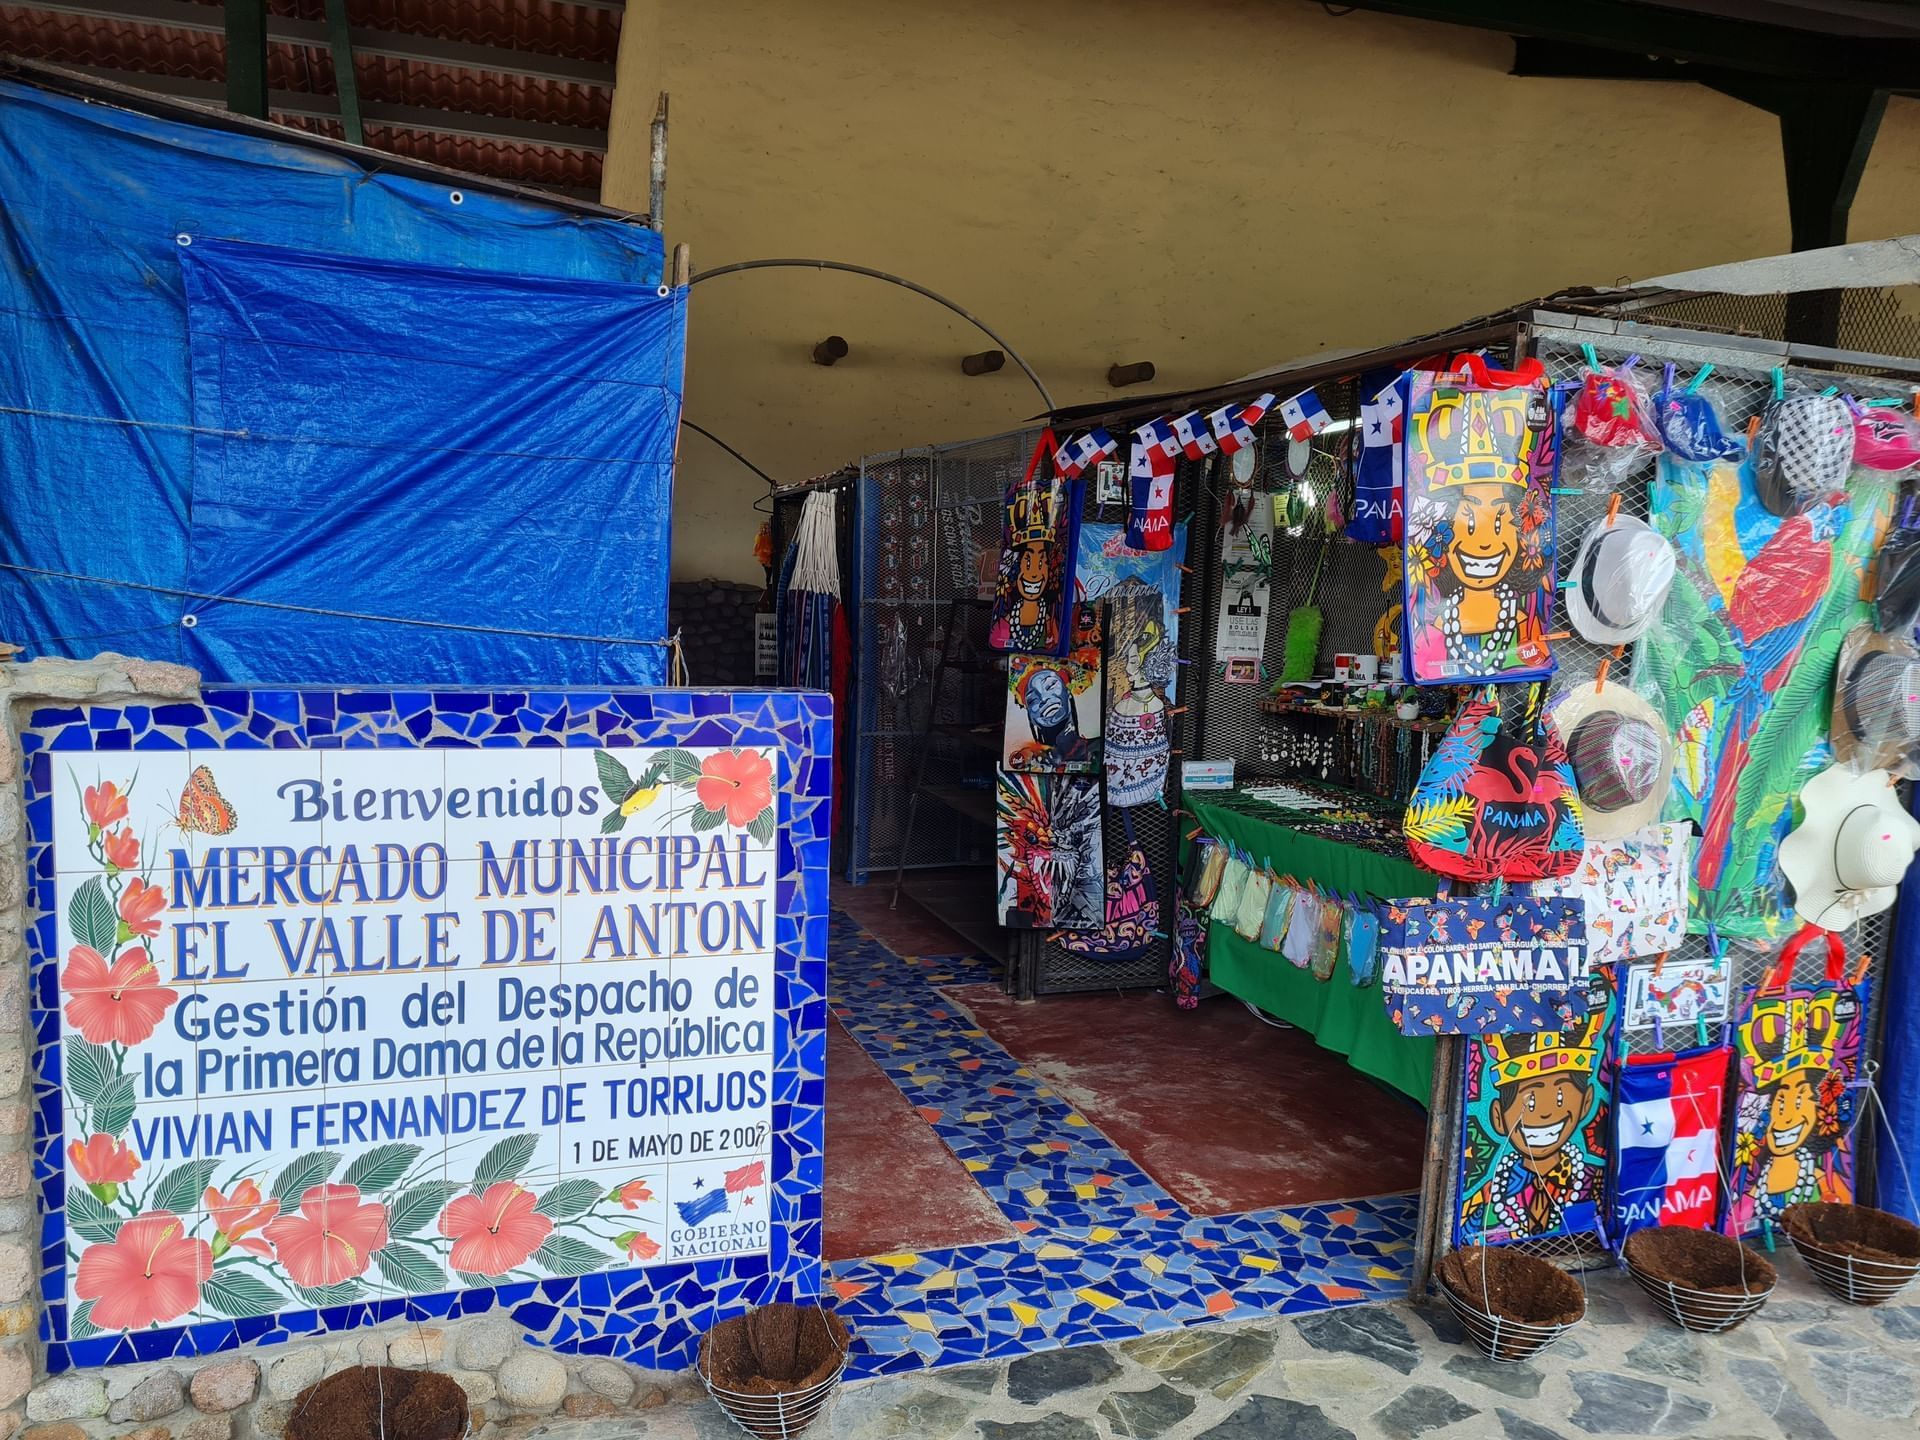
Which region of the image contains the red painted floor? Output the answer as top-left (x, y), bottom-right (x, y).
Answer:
top-left (833, 874), bottom-right (986, 961)
top-left (945, 984), bottom-right (1427, 1215)
top-left (823, 1018), bottom-right (1017, 1262)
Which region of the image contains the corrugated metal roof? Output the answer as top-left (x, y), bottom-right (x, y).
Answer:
top-left (1, 0), bottom-right (620, 198)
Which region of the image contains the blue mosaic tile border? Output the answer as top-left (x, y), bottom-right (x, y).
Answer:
top-left (22, 687), bottom-right (830, 1373)
top-left (822, 915), bottom-right (1416, 1380)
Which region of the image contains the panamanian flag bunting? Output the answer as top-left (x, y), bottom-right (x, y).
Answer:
top-left (1055, 428), bottom-right (1117, 479)
top-left (1207, 392), bottom-right (1278, 455)
top-left (1279, 388), bottom-right (1333, 441)
top-left (1127, 419), bottom-right (1177, 551)
top-left (1612, 1046), bottom-right (1728, 1239)
top-left (1171, 410), bottom-right (1218, 461)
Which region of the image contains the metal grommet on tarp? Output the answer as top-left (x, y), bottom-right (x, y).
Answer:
top-left (180, 613), bottom-right (198, 629)
top-left (449, 190), bottom-right (464, 205)
top-left (175, 233), bottom-right (192, 246)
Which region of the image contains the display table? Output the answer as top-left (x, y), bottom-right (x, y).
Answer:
top-left (1186, 781), bottom-right (1436, 1103)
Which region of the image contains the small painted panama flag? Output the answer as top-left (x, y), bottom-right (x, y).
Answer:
top-left (1054, 427), bottom-right (1117, 479)
top-left (1171, 410), bottom-right (1218, 461)
top-left (1279, 388), bottom-right (1333, 441)
top-left (1208, 392), bottom-right (1277, 454)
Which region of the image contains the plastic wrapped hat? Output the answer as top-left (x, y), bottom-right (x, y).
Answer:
top-left (1754, 392), bottom-right (1853, 515)
top-left (1876, 515), bottom-right (1920, 635)
top-left (1779, 763), bottom-right (1920, 926)
top-left (1568, 356), bottom-right (1660, 451)
top-left (1851, 405), bottom-right (1920, 475)
top-left (1552, 680), bottom-right (1673, 841)
top-left (1831, 624), bottom-right (1920, 776)
top-left (1654, 363), bottom-right (1742, 462)
top-left (1566, 514), bottom-right (1677, 646)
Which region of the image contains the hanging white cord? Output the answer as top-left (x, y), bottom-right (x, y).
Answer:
top-left (788, 490), bottom-right (841, 599)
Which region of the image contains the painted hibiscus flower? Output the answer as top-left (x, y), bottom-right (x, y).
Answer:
top-left (205, 1178), bottom-right (275, 1259)
top-left (117, 878), bottom-right (166, 940)
top-left (263, 1183), bottom-right (389, 1287)
top-left (83, 782), bottom-right (128, 832)
top-left (616, 1179), bottom-right (654, 1210)
top-left (102, 828), bottom-right (139, 873)
top-left (694, 749), bottom-right (773, 828)
top-left (73, 1212), bottom-right (212, 1330)
top-left (618, 1230), bottom-right (661, 1263)
top-left (62, 945), bottom-right (178, 1047)
top-left (68, 1133), bottom-right (139, 1201)
top-left (438, 1183), bottom-right (552, 1275)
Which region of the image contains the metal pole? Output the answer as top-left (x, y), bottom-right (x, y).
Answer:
top-left (322, 0), bottom-right (363, 146)
top-left (688, 257), bottom-right (1055, 412)
top-left (648, 93), bottom-right (668, 233)
top-left (223, 0), bottom-right (267, 118)
top-left (1411, 1034), bottom-right (1465, 1301)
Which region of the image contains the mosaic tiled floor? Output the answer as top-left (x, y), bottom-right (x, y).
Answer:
top-left (823, 910), bottom-right (1416, 1380)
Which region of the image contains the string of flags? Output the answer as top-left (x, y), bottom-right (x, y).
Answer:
top-left (1049, 385), bottom-right (1327, 554)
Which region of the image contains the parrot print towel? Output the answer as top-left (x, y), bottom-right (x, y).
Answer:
top-left (1633, 453), bottom-right (1890, 937)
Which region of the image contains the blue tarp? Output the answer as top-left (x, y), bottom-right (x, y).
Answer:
top-left (0, 78), bottom-right (679, 684)
top-left (1883, 800), bottom-right (1920, 1223)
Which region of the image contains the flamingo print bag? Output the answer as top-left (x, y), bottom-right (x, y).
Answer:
top-left (1403, 683), bottom-right (1586, 883)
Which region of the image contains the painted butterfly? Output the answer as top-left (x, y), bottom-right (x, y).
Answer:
top-left (177, 765), bottom-right (237, 835)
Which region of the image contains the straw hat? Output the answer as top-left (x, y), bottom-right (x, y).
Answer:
top-left (1831, 624), bottom-right (1920, 775)
top-left (1778, 763), bottom-right (1920, 927)
top-left (1552, 680), bottom-right (1673, 841)
top-left (1566, 514), bottom-right (1677, 647)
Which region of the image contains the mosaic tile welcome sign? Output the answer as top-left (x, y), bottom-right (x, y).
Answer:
top-left (24, 689), bottom-right (829, 1371)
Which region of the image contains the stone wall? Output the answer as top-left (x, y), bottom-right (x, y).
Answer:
top-left (667, 579), bottom-right (763, 687)
top-left (0, 656), bottom-right (706, 1440)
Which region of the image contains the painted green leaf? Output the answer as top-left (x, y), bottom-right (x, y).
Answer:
top-left (746, 806), bottom-right (775, 845)
top-left (149, 1158), bottom-right (220, 1217)
top-left (270, 1150), bottom-right (342, 1207)
top-left (92, 1075), bottom-right (136, 1137)
top-left (63, 1038), bottom-right (114, 1107)
top-left (469, 1132), bottom-right (538, 1193)
top-left (594, 750), bottom-right (633, 803)
top-left (341, 1143), bottom-right (421, 1195)
top-left (375, 1241), bottom-right (448, 1294)
top-left (689, 806), bottom-right (725, 833)
top-left (387, 1181), bottom-right (460, 1237)
top-left (200, 1269), bottom-right (286, 1319)
top-left (533, 1235), bottom-right (608, 1276)
top-left (662, 750), bottom-right (703, 784)
top-left (296, 1281), bottom-right (364, 1306)
top-left (533, 1179), bottom-right (603, 1219)
top-left (68, 1300), bottom-right (98, 1341)
top-left (600, 809), bottom-right (626, 835)
top-left (457, 1270), bottom-right (491, 1288)
top-left (66, 1184), bottom-right (121, 1245)
top-left (68, 878), bottom-right (118, 958)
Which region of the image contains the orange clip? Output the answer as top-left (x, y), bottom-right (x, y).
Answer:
top-left (1167, 705), bottom-right (1189, 717)
top-left (1605, 493), bottom-right (1621, 525)
top-left (1545, 630), bottom-right (1571, 641)
top-left (1851, 952), bottom-right (1874, 987)
top-left (1594, 657), bottom-right (1611, 693)
top-left (1184, 827), bottom-right (1202, 842)
top-left (1652, 950), bottom-right (1667, 979)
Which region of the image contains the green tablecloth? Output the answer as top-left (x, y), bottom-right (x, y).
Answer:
top-left (1187, 785), bottom-right (1437, 1103)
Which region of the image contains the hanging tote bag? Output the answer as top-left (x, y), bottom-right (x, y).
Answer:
top-left (1402, 354), bottom-right (1559, 684)
top-left (1723, 924), bottom-right (1869, 1239)
top-left (1403, 684), bottom-right (1585, 882)
top-left (1054, 810), bottom-right (1161, 961)
top-left (988, 427), bottom-right (1081, 656)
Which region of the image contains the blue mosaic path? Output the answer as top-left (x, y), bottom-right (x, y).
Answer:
top-left (823, 911), bottom-right (1416, 1379)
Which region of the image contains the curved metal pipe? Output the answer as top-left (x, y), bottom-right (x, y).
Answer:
top-left (688, 257), bottom-right (1056, 410)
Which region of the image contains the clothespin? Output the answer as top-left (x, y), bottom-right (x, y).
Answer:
top-left (1605, 493), bottom-right (1621, 526)
top-left (1184, 827), bottom-right (1202, 842)
top-left (1490, 877), bottom-right (1505, 904)
top-left (1594, 656), bottom-right (1611, 693)
top-left (1167, 705), bottom-right (1189, 717)
top-left (1821, 385), bottom-right (1839, 398)
top-left (1175, 562), bottom-right (1193, 573)
top-left (1174, 606), bottom-right (1192, 615)
top-left (1687, 364), bottom-right (1714, 394)
top-left (1652, 950), bottom-right (1668, 979)
top-left (1865, 396), bottom-right (1906, 408)
top-left (1545, 630), bottom-right (1571, 641)
top-left (1771, 367), bottom-right (1786, 401)
top-left (1696, 1012), bottom-right (1710, 1049)
top-left (1762, 1220), bottom-right (1777, 1253)
top-left (1850, 951), bottom-right (1874, 987)
top-left (1651, 1013), bottom-right (1664, 1050)
top-left (1706, 922), bottom-right (1723, 959)
top-left (1621, 354), bottom-right (1641, 371)
top-left (1550, 487), bottom-right (1585, 496)
top-left (1581, 343), bottom-right (1600, 370)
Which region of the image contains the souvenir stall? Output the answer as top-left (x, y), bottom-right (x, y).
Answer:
top-left (1106, 303), bottom-right (1920, 1342)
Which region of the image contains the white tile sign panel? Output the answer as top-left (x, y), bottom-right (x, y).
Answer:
top-left (53, 744), bottom-right (776, 1337)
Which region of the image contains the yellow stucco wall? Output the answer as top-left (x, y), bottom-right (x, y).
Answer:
top-left (603, 0), bottom-right (1920, 584)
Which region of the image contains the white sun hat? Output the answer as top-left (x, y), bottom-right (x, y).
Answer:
top-left (1566, 513), bottom-right (1678, 647)
top-left (1778, 762), bottom-right (1920, 928)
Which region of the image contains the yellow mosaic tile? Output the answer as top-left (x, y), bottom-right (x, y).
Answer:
top-left (1008, 1301), bottom-right (1041, 1327)
top-left (1035, 1243), bottom-right (1077, 1260)
top-left (870, 1253), bottom-right (923, 1271)
top-left (1024, 1186), bottom-right (1048, 1206)
top-left (1088, 1226), bottom-right (1119, 1243)
top-left (1075, 1287), bottom-right (1120, 1311)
